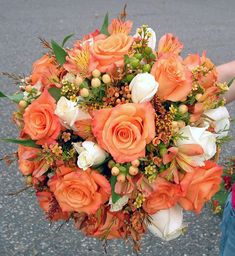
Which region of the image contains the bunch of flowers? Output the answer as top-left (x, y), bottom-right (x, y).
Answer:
top-left (0, 12), bottom-right (231, 251)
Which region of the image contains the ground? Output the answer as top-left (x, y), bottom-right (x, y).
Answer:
top-left (0, 0), bottom-right (235, 255)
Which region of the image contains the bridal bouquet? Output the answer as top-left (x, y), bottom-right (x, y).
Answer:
top-left (0, 11), bottom-right (231, 251)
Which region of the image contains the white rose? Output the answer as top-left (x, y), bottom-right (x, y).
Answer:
top-left (134, 27), bottom-right (156, 50)
top-left (148, 205), bottom-right (187, 241)
top-left (129, 73), bottom-right (158, 103)
top-left (109, 195), bottom-right (129, 212)
top-left (203, 106), bottom-right (230, 139)
top-left (176, 125), bottom-right (216, 161)
top-left (73, 141), bottom-right (108, 171)
top-left (55, 96), bottom-right (91, 130)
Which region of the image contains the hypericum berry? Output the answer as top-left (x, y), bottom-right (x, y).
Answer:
top-left (195, 93), bottom-right (203, 101)
top-left (134, 53), bottom-right (142, 60)
top-left (26, 175), bottom-right (32, 185)
top-left (130, 57), bottom-right (139, 68)
top-left (131, 159), bottom-right (140, 167)
top-left (80, 88), bottom-right (89, 97)
top-left (92, 69), bottom-right (101, 78)
top-left (144, 46), bottom-right (152, 55)
top-left (25, 85), bottom-right (32, 92)
top-left (117, 173), bottom-right (126, 182)
top-left (126, 74), bottom-right (134, 82)
top-left (111, 166), bottom-right (120, 176)
top-left (75, 76), bottom-right (83, 86)
top-left (102, 74), bottom-right (111, 84)
top-left (143, 64), bottom-right (151, 72)
top-left (91, 78), bottom-right (101, 88)
top-left (172, 121), bottom-right (178, 128)
top-left (18, 100), bottom-right (27, 109)
top-left (179, 104), bottom-right (188, 114)
top-left (108, 160), bottom-right (115, 169)
top-left (129, 166), bottom-right (139, 176)
top-left (177, 120), bottom-right (186, 128)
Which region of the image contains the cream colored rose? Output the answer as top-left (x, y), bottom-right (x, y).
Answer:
top-left (73, 141), bottom-right (108, 171)
top-left (176, 125), bottom-right (216, 161)
top-left (55, 96), bottom-right (90, 130)
top-left (203, 106), bottom-right (230, 139)
top-left (148, 204), bottom-right (187, 241)
top-left (129, 73), bottom-right (158, 103)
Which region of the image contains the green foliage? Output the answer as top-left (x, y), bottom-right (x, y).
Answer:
top-left (0, 138), bottom-right (40, 148)
top-left (51, 40), bottom-right (67, 65)
top-left (110, 176), bottom-right (121, 204)
top-left (100, 13), bottom-right (109, 35)
top-left (228, 77), bottom-right (235, 87)
top-left (61, 33), bottom-right (74, 47)
top-left (0, 91), bottom-right (24, 103)
top-left (48, 87), bottom-right (62, 102)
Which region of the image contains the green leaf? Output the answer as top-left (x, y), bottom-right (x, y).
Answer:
top-left (51, 40), bottom-right (67, 65)
top-left (228, 77), bottom-right (235, 87)
top-left (110, 176), bottom-right (121, 204)
top-left (100, 13), bottom-right (109, 35)
top-left (61, 33), bottom-right (74, 47)
top-left (0, 138), bottom-right (40, 148)
top-left (0, 91), bottom-right (24, 103)
top-left (48, 87), bottom-right (61, 102)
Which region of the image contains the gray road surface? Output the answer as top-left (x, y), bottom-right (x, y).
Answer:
top-left (0, 0), bottom-right (235, 255)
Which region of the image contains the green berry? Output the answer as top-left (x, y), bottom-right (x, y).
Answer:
top-left (144, 46), bottom-right (152, 55)
top-left (130, 57), bottom-right (140, 68)
top-left (143, 64), bottom-right (151, 72)
top-left (149, 53), bottom-right (156, 60)
top-left (126, 74), bottom-right (134, 82)
top-left (134, 53), bottom-right (143, 60)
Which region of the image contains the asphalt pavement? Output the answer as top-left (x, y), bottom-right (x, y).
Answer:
top-left (0, 0), bottom-right (235, 255)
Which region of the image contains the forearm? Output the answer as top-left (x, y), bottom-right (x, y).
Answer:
top-left (217, 61), bottom-right (235, 104)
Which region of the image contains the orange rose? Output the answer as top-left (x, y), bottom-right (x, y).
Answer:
top-left (143, 177), bottom-right (181, 214)
top-left (151, 54), bottom-right (192, 101)
top-left (77, 207), bottom-right (126, 239)
top-left (158, 33), bottom-right (183, 56)
top-left (18, 145), bottom-right (48, 177)
top-left (184, 52), bottom-right (218, 89)
top-left (36, 191), bottom-right (70, 221)
top-left (92, 102), bottom-right (155, 163)
top-left (91, 33), bottom-right (133, 73)
top-left (179, 161), bottom-right (223, 213)
top-left (23, 89), bottom-right (61, 145)
top-left (49, 166), bottom-right (111, 215)
top-left (31, 54), bottom-right (61, 90)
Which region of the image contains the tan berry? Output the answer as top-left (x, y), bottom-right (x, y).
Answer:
top-left (80, 88), bottom-right (89, 97)
top-left (92, 69), bottom-right (101, 78)
top-left (117, 173), bottom-right (126, 182)
top-left (111, 166), bottom-right (120, 176)
top-left (18, 100), bottom-right (27, 109)
top-left (195, 93), bottom-right (203, 101)
top-left (177, 120), bottom-right (185, 128)
top-left (129, 166), bottom-right (139, 176)
top-left (25, 85), bottom-right (32, 92)
top-left (131, 159), bottom-right (140, 167)
top-left (91, 78), bottom-right (101, 88)
top-left (75, 76), bottom-right (83, 86)
top-left (172, 121), bottom-right (178, 128)
top-left (102, 74), bottom-right (111, 84)
top-left (179, 104), bottom-right (188, 114)
top-left (173, 127), bottom-right (179, 133)
top-left (26, 175), bottom-right (32, 185)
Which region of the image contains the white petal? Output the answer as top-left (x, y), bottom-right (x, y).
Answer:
top-left (109, 195), bottom-right (129, 212)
